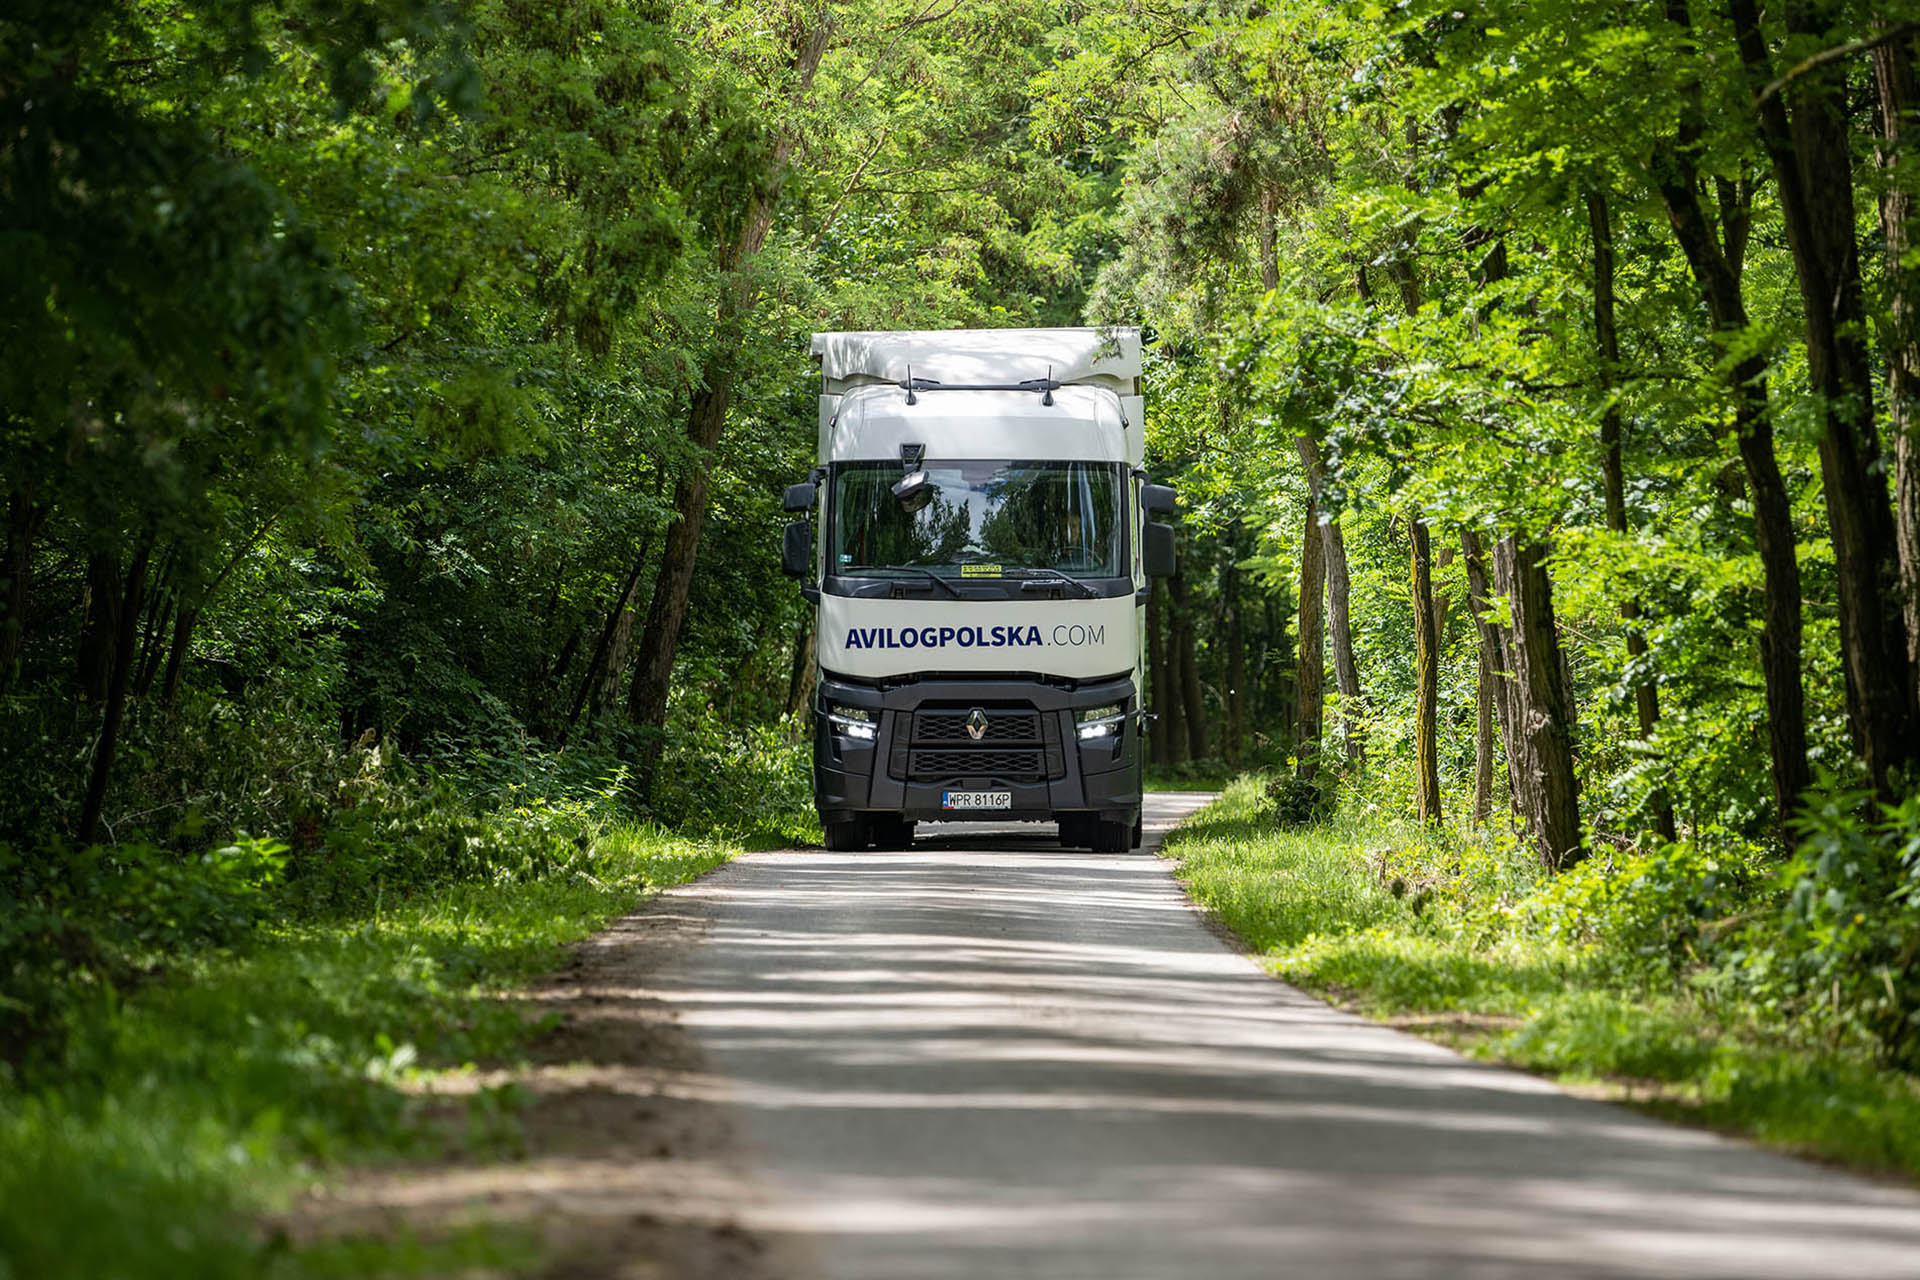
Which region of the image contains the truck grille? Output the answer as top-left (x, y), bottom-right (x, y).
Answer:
top-left (894, 703), bottom-right (1064, 784)
top-left (909, 749), bottom-right (1048, 781)
top-left (913, 709), bottom-right (1041, 743)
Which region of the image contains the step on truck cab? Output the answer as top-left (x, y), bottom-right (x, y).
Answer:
top-left (779, 327), bottom-right (1178, 853)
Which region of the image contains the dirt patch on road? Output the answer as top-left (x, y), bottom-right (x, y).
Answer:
top-left (285, 888), bottom-right (795, 1280)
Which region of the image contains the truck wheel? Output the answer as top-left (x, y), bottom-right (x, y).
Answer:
top-left (1091, 818), bottom-right (1131, 853)
top-left (1131, 816), bottom-right (1143, 850)
top-left (870, 815), bottom-right (914, 850)
top-left (823, 816), bottom-right (869, 851)
top-left (1057, 814), bottom-right (1090, 848)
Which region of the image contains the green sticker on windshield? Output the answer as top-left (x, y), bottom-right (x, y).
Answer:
top-left (961, 563), bottom-right (1003, 578)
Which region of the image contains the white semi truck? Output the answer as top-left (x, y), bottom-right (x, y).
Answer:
top-left (779, 327), bottom-right (1177, 852)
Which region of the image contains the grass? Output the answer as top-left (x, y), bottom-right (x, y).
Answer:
top-left (1144, 759), bottom-right (1244, 792)
top-left (0, 823), bottom-right (738, 1280)
top-left (1162, 776), bottom-right (1920, 1182)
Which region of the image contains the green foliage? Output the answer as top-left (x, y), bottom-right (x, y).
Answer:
top-left (649, 713), bottom-right (819, 845)
top-left (1168, 782), bottom-right (1920, 1179)
top-left (0, 713), bottom-right (815, 1075)
top-left (0, 817), bottom-right (736, 1280)
top-left (1739, 779), bottom-right (1920, 1066)
top-left (1525, 835), bottom-right (1766, 985)
top-left (0, 836), bottom-right (288, 1062)
top-left (1262, 771), bottom-right (1328, 827)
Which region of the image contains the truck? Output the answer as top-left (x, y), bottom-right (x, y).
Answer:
top-left (778, 327), bottom-right (1178, 853)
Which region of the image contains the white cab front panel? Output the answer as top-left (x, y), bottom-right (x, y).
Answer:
top-left (818, 593), bottom-right (1138, 681)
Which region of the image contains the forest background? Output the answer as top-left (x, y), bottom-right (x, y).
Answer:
top-left (9, 0), bottom-right (1920, 1273)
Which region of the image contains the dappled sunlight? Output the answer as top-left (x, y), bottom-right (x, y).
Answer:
top-left (640, 796), bottom-right (1920, 1279)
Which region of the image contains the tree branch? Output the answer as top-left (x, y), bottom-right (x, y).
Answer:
top-left (1755, 20), bottom-right (1920, 105)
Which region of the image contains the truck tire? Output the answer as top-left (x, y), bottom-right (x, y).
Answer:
top-left (1057, 814), bottom-right (1091, 848)
top-left (1090, 818), bottom-right (1131, 853)
top-left (1131, 816), bottom-right (1143, 850)
top-left (823, 816), bottom-right (869, 851)
top-left (870, 815), bottom-right (915, 850)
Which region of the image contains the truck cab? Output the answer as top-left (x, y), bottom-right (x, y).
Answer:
top-left (780, 328), bottom-right (1176, 852)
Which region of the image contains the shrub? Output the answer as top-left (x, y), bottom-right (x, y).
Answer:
top-left (0, 835), bottom-right (288, 1068)
top-left (1525, 833), bottom-right (1764, 984)
top-left (1264, 771), bottom-right (1327, 827)
top-left (1738, 780), bottom-right (1920, 1065)
top-left (647, 712), bottom-right (817, 842)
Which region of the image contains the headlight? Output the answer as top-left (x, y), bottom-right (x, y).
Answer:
top-left (824, 703), bottom-right (877, 741)
top-left (1076, 703), bottom-right (1125, 741)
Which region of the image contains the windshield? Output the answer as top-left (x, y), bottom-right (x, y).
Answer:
top-left (830, 460), bottom-right (1124, 579)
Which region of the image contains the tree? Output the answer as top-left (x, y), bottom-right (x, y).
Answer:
top-left (1730, 0), bottom-right (1919, 796)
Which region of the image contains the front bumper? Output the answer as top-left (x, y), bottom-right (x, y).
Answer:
top-left (814, 673), bottom-right (1141, 827)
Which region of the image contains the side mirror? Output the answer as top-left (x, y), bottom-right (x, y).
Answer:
top-left (781, 520), bottom-right (812, 578)
top-left (1144, 522), bottom-right (1176, 578)
top-left (783, 481), bottom-right (817, 512)
top-left (1142, 483), bottom-right (1177, 515)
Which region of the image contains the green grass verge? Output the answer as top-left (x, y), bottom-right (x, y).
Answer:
top-left (0, 824), bottom-right (737, 1280)
top-left (1163, 777), bottom-right (1920, 1181)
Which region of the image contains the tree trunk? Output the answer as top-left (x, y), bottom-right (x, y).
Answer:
top-left (1170, 560), bottom-right (1206, 761)
top-left (78, 536), bottom-right (152, 843)
top-left (1324, 520), bottom-right (1362, 719)
top-left (1589, 187), bottom-right (1678, 845)
top-left (1495, 536), bottom-right (1584, 869)
top-left (1147, 576), bottom-right (1170, 764)
top-left (1461, 530), bottom-right (1520, 812)
top-left (1878, 29), bottom-right (1920, 667)
top-left (1473, 642), bottom-right (1495, 825)
top-left (77, 551), bottom-right (123, 704)
top-left (1295, 491), bottom-right (1326, 781)
top-left (131, 545), bottom-right (176, 699)
top-left (134, 599), bottom-right (171, 699)
top-left (1410, 516), bottom-right (1442, 823)
top-left (1164, 617), bottom-right (1191, 766)
top-left (1258, 187), bottom-right (1280, 294)
top-left (1267, 592), bottom-right (1295, 751)
top-left (1731, 0), bottom-right (1918, 796)
top-left (785, 615), bottom-right (814, 717)
top-left (1160, 576), bottom-right (1189, 765)
top-left (1302, 437), bottom-right (1365, 764)
top-left (598, 603), bottom-right (639, 717)
top-left (1653, 135), bottom-right (1809, 831)
top-left (1225, 550), bottom-right (1247, 768)
top-left (159, 605), bottom-right (197, 708)
top-left (1, 485), bottom-right (42, 691)
top-left (625, 15), bottom-right (834, 783)
top-left (567, 542), bottom-right (651, 728)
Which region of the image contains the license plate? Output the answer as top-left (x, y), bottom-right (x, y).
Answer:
top-left (942, 790), bottom-right (1012, 810)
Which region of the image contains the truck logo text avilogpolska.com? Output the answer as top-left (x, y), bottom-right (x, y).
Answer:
top-left (841, 623), bottom-right (1108, 651)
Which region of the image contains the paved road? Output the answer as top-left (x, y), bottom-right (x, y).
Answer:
top-left (655, 793), bottom-right (1920, 1278)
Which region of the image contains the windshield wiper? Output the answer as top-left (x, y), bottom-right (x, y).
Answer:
top-left (841, 565), bottom-right (964, 599)
top-left (1012, 568), bottom-right (1100, 599)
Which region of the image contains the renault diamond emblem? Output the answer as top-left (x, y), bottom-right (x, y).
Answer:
top-left (965, 708), bottom-right (988, 741)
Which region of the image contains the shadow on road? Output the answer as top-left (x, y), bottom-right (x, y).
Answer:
top-left (651, 795), bottom-right (1920, 1279)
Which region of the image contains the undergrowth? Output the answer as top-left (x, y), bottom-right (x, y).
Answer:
top-left (0, 720), bottom-right (815, 1280)
top-left (0, 822), bottom-right (738, 1280)
top-left (1163, 775), bottom-right (1920, 1181)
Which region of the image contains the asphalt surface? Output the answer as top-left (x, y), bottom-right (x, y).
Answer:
top-left (654, 792), bottom-right (1920, 1278)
